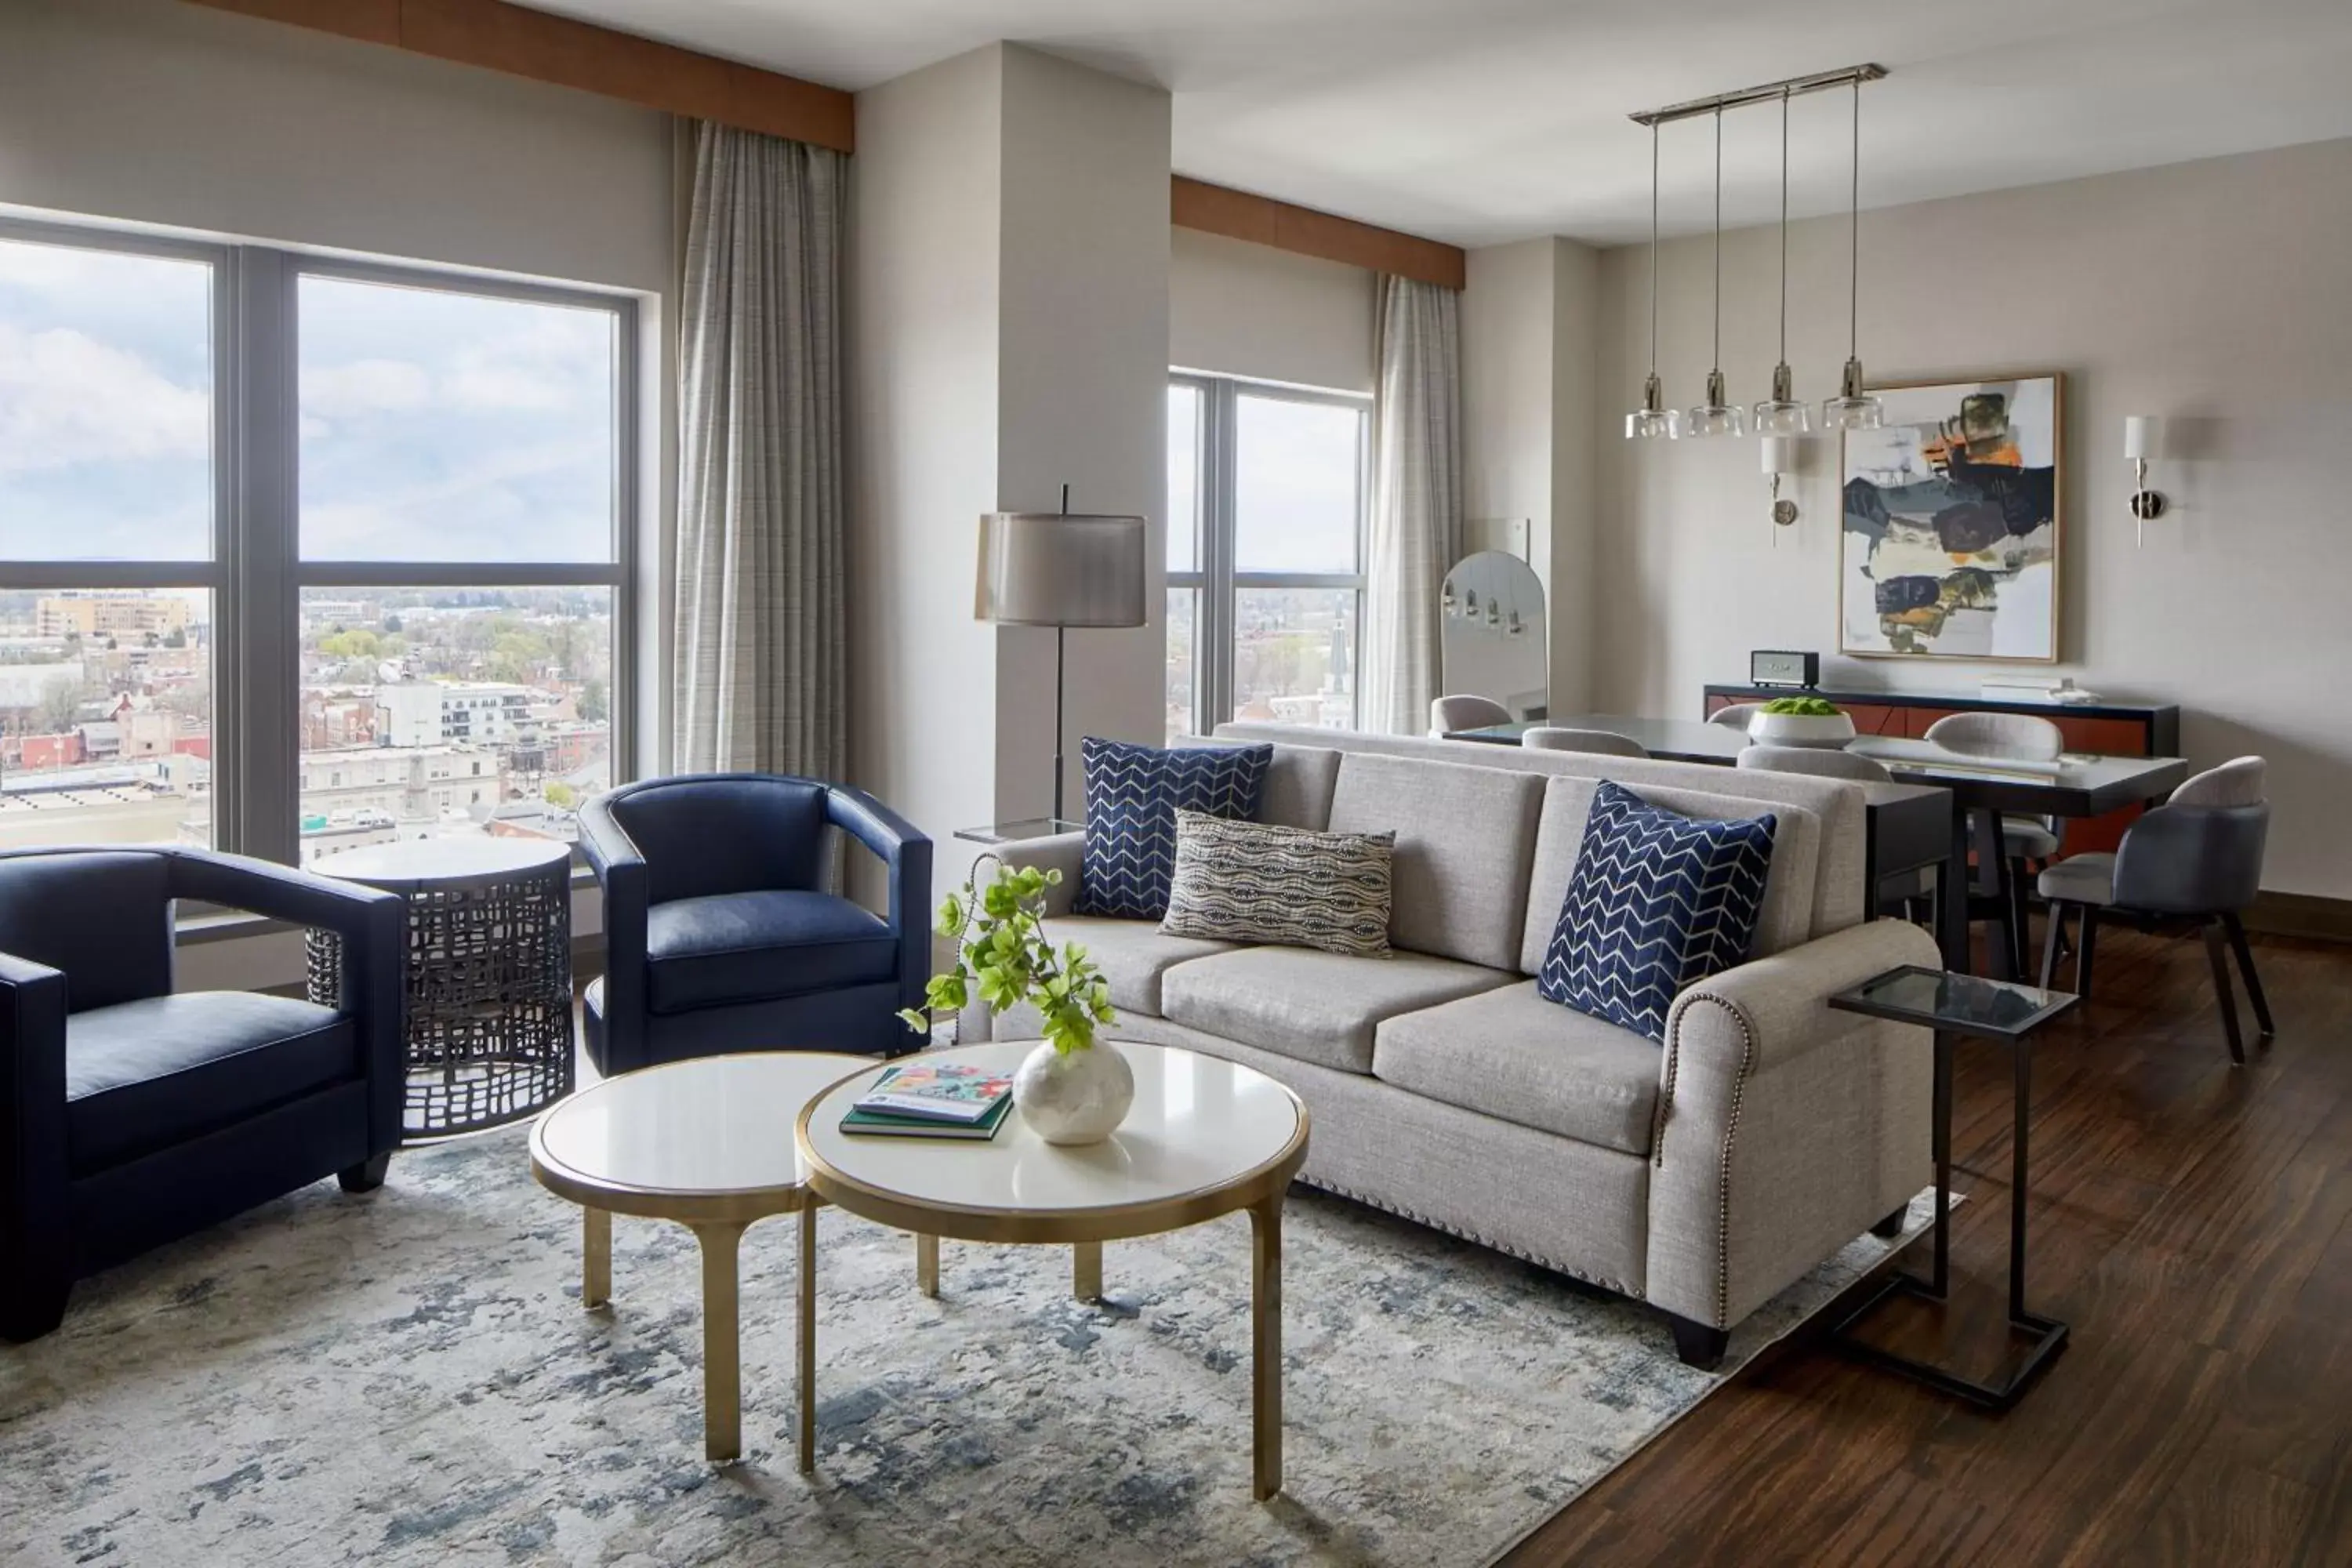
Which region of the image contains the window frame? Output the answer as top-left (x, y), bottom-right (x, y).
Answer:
top-left (1169, 372), bottom-right (1370, 731)
top-left (0, 216), bottom-right (639, 866)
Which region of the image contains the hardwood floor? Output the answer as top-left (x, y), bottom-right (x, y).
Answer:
top-left (1503, 923), bottom-right (2352, 1568)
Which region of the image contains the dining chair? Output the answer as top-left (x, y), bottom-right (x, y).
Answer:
top-left (1737, 745), bottom-right (1930, 920)
top-left (1709, 702), bottom-right (1766, 731)
top-left (1431, 694), bottom-right (1512, 736)
top-left (1924, 711), bottom-right (2067, 974)
top-left (2037, 757), bottom-right (2273, 1062)
top-left (1522, 727), bottom-right (1650, 759)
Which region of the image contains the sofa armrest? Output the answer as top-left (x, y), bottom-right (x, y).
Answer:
top-left (0, 950), bottom-right (71, 1337)
top-left (981, 831), bottom-right (1084, 918)
top-left (1646, 918), bottom-right (1941, 1332)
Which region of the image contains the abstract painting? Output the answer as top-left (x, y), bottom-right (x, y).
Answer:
top-left (1839, 375), bottom-right (2063, 661)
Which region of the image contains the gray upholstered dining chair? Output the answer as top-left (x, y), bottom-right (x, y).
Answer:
top-left (1431, 694), bottom-right (1512, 736)
top-left (1522, 727), bottom-right (1650, 759)
top-left (1709, 702), bottom-right (1766, 731)
top-left (2037, 757), bottom-right (2273, 1062)
top-left (1925, 710), bottom-right (2067, 972)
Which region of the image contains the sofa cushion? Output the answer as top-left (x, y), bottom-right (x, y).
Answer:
top-left (1174, 739), bottom-right (1341, 830)
top-left (65, 992), bottom-right (356, 1174)
top-left (1038, 915), bottom-right (1234, 1017)
top-left (1075, 738), bottom-right (1273, 920)
top-left (1538, 781), bottom-right (1777, 1044)
top-left (1324, 752), bottom-right (1544, 970)
top-left (1160, 945), bottom-right (1512, 1074)
top-left (1160, 811), bottom-right (1395, 956)
top-left (646, 890), bottom-right (895, 1014)
top-left (1519, 774), bottom-right (1819, 974)
top-left (1372, 980), bottom-right (1664, 1156)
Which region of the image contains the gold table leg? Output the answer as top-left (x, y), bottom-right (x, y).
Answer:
top-left (692, 1221), bottom-right (745, 1465)
top-left (915, 1232), bottom-right (940, 1298)
top-left (798, 1203), bottom-right (818, 1475)
top-left (1250, 1196), bottom-right (1283, 1501)
top-left (1072, 1240), bottom-right (1103, 1303)
top-left (581, 1206), bottom-right (611, 1309)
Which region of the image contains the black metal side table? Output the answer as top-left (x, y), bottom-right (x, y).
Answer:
top-left (307, 837), bottom-right (575, 1141)
top-left (1826, 964), bottom-right (2079, 1410)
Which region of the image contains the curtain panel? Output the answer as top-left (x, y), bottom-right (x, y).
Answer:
top-left (1363, 274), bottom-right (1464, 736)
top-left (673, 122), bottom-right (849, 778)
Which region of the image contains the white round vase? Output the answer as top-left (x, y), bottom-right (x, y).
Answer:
top-left (1746, 711), bottom-right (1857, 750)
top-left (1013, 1040), bottom-right (1135, 1146)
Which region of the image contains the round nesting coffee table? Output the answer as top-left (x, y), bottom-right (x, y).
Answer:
top-left (797, 1040), bottom-right (1309, 1499)
top-left (308, 836), bottom-right (573, 1139)
top-left (529, 1051), bottom-right (869, 1467)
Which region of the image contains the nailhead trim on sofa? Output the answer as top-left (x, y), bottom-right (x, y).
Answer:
top-left (1653, 989), bottom-right (1756, 1330)
top-left (1305, 1176), bottom-right (1645, 1301)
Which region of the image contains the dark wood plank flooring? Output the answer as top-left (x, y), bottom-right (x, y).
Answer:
top-left (1503, 924), bottom-right (2352, 1568)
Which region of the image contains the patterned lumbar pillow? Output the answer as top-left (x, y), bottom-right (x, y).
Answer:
top-left (1159, 810), bottom-right (1396, 957)
top-left (1074, 739), bottom-right (1275, 920)
top-left (1538, 779), bottom-right (1777, 1044)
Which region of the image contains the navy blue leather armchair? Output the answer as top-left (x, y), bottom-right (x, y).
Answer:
top-left (0, 847), bottom-right (406, 1341)
top-left (580, 774), bottom-right (932, 1074)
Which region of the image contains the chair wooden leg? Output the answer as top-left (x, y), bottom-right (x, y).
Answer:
top-left (2039, 900), bottom-right (2068, 991)
top-left (337, 1152), bottom-right (392, 1193)
top-left (2223, 913), bottom-right (2275, 1039)
top-left (2201, 920), bottom-right (2245, 1065)
top-left (2075, 906), bottom-right (2100, 999)
top-left (2007, 861), bottom-right (2035, 979)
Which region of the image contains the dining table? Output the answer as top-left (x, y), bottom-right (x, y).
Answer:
top-left (1443, 713), bottom-right (2190, 980)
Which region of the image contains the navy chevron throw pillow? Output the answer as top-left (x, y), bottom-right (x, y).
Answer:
top-left (1074, 739), bottom-right (1274, 920)
top-left (1538, 780), bottom-right (1777, 1044)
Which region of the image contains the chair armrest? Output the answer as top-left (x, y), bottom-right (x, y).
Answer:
top-left (168, 848), bottom-right (403, 946)
top-left (981, 831), bottom-right (1084, 918)
top-left (1647, 918), bottom-right (1941, 1331)
top-left (579, 797), bottom-right (651, 1073)
top-left (0, 950), bottom-right (72, 1330)
top-left (826, 786), bottom-right (934, 1045)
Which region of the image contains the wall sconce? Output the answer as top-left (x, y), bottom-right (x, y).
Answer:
top-left (1760, 435), bottom-right (1801, 545)
top-left (2124, 416), bottom-right (2166, 545)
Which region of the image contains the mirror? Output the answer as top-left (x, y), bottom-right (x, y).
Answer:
top-left (1439, 550), bottom-right (1547, 720)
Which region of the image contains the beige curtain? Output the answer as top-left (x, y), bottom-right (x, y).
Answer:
top-left (1363, 274), bottom-right (1463, 735)
top-left (673, 122), bottom-right (848, 777)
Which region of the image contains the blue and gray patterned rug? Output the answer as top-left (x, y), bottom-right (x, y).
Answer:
top-left (0, 1129), bottom-right (1930, 1566)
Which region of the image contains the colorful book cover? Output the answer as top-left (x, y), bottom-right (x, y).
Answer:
top-left (840, 1096), bottom-right (1012, 1141)
top-left (853, 1062), bottom-right (1014, 1123)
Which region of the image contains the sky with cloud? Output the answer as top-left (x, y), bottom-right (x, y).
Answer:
top-left (0, 236), bottom-right (617, 568)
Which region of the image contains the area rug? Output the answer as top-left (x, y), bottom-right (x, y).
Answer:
top-left (0, 1128), bottom-right (1932, 1567)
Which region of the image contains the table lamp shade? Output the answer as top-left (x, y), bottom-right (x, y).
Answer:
top-left (975, 511), bottom-right (1148, 628)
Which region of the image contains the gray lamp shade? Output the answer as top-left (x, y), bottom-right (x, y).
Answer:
top-left (973, 511), bottom-right (1148, 628)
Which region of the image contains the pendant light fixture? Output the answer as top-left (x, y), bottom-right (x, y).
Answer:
top-left (1682, 107), bottom-right (1744, 439)
top-left (1820, 75), bottom-right (1883, 431)
top-left (1751, 87), bottom-right (1811, 436)
top-left (1624, 119), bottom-right (1679, 441)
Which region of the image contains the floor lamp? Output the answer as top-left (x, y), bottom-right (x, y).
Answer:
top-left (974, 495), bottom-right (1148, 830)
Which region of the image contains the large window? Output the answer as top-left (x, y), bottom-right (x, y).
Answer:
top-left (1166, 375), bottom-right (1368, 739)
top-left (0, 220), bottom-right (634, 866)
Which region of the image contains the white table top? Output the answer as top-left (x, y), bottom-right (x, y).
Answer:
top-left (531, 1052), bottom-right (872, 1217)
top-left (318, 833), bottom-right (572, 887)
top-left (797, 1040), bottom-right (1307, 1242)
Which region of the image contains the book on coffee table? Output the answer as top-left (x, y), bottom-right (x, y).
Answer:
top-left (839, 1095), bottom-right (1013, 1141)
top-left (853, 1062), bottom-right (1013, 1123)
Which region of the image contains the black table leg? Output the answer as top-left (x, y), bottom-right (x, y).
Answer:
top-left (1940, 805), bottom-right (1973, 975)
top-left (1827, 1027), bottom-right (2069, 1410)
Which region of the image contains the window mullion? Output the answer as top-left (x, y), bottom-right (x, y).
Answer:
top-left (224, 246), bottom-right (301, 865)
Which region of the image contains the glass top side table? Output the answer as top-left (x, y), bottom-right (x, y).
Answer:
top-left (953, 817), bottom-right (1081, 846)
top-left (1827, 964), bottom-right (2080, 1410)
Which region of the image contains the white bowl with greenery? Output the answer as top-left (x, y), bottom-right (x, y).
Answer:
top-left (1746, 696), bottom-right (1857, 749)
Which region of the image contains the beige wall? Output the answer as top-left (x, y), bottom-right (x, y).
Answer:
top-left (1169, 227), bottom-right (1373, 394)
top-left (1592, 137), bottom-right (2352, 898)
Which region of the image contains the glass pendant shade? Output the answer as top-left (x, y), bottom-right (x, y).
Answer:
top-left (1626, 371), bottom-right (1682, 440)
top-left (1751, 361), bottom-right (1812, 435)
top-left (1686, 368), bottom-right (1746, 439)
top-left (1820, 356), bottom-right (1883, 431)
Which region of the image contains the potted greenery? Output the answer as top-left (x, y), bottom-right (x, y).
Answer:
top-left (1746, 695), bottom-right (1857, 749)
top-left (898, 857), bottom-right (1131, 1145)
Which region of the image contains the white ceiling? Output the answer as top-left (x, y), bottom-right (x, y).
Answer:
top-left (522, 0), bottom-right (2352, 247)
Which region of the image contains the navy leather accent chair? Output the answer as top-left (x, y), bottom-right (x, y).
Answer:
top-left (580, 774), bottom-right (932, 1074)
top-left (0, 847), bottom-right (405, 1341)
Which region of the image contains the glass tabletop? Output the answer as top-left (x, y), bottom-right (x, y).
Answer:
top-left (1829, 964), bottom-right (2078, 1040)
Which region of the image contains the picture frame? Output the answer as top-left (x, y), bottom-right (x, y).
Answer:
top-left (1838, 372), bottom-right (2064, 662)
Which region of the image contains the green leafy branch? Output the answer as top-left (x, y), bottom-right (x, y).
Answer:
top-left (895, 855), bottom-right (1116, 1055)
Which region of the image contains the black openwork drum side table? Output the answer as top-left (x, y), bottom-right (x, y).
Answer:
top-left (307, 837), bottom-right (575, 1141)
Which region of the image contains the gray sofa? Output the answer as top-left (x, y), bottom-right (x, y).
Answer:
top-left (967, 724), bottom-right (1937, 1366)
